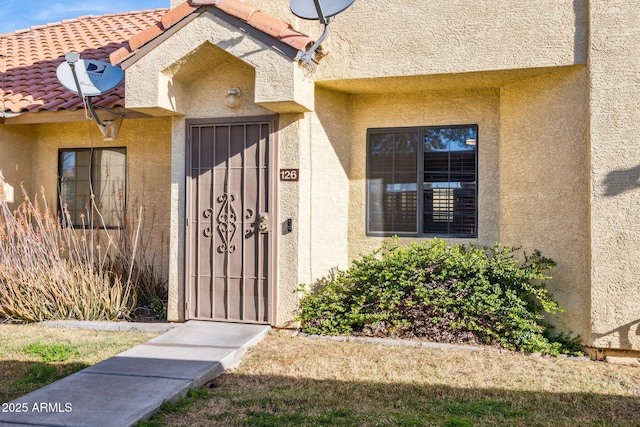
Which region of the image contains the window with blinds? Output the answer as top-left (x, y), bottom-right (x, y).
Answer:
top-left (58, 148), bottom-right (126, 228)
top-left (367, 125), bottom-right (477, 238)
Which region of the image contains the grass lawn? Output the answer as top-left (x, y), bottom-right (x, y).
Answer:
top-left (150, 331), bottom-right (640, 427)
top-left (0, 323), bottom-right (158, 402)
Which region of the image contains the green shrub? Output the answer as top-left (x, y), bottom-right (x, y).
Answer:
top-left (298, 238), bottom-right (581, 355)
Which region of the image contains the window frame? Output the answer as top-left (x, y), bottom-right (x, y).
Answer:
top-left (366, 124), bottom-right (478, 238)
top-left (57, 147), bottom-right (127, 229)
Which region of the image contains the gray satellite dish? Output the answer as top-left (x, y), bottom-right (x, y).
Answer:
top-left (56, 53), bottom-right (125, 141)
top-left (56, 56), bottom-right (124, 97)
top-left (290, 0), bottom-right (356, 64)
top-left (290, 0), bottom-right (356, 21)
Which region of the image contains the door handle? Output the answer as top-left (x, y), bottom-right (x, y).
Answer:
top-left (259, 214), bottom-right (268, 233)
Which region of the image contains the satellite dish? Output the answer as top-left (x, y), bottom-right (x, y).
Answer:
top-left (56, 53), bottom-right (125, 141)
top-left (56, 58), bottom-right (123, 97)
top-left (290, 0), bottom-right (356, 65)
top-left (290, 0), bottom-right (356, 21)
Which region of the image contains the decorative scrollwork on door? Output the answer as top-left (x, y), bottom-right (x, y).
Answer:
top-left (216, 193), bottom-right (238, 253)
top-left (202, 208), bottom-right (214, 237)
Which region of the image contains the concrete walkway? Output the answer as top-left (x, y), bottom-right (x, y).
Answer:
top-left (0, 321), bottom-right (270, 427)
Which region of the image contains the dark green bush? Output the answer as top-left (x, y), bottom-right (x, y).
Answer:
top-left (298, 238), bottom-right (581, 355)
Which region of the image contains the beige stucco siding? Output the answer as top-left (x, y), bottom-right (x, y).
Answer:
top-left (345, 68), bottom-right (591, 340)
top-left (122, 8), bottom-right (323, 323)
top-left (124, 11), bottom-right (314, 116)
top-left (26, 118), bottom-right (173, 280)
top-left (246, 0), bottom-right (587, 84)
top-left (588, 1), bottom-right (640, 350)
top-left (167, 116), bottom-right (186, 322)
top-left (123, 7), bottom-right (353, 324)
top-left (158, 1), bottom-right (589, 330)
top-left (0, 125), bottom-right (33, 205)
top-left (348, 88), bottom-right (501, 259)
top-left (276, 113), bottom-right (305, 326)
top-left (160, 50), bottom-right (277, 321)
top-left (156, 0), bottom-right (636, 350)
top-left (500, 66), bottom-right (590, 340)
top-left (307, 89), bottom-right (351, 279)
top-left (185, 59), bottom-right (271, 119)
top-left (275, 90), bottom-right (351, 326)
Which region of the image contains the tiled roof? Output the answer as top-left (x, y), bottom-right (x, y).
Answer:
top-left (0, 9), bottom-right (168, 115)
top-left (110, 0), bottom-right (317, 66)
top-left (0, 2), bottom-right (317, 116)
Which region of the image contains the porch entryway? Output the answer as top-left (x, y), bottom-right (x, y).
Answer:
top-left (185, 116), bottom-right (276, 323)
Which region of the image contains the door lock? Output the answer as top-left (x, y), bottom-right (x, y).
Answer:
top-left (259, 214), bottom-right (268, 233)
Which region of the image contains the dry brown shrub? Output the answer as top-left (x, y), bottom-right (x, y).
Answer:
top-left (0, 179), bottom-right (165, 322)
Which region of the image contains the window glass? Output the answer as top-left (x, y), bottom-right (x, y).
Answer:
top-left (58, 148), bottom-right (126, 228)
top-left (423, 126), bottom-right (477, 236)
top-left (368, 131), bottom-right (419, 233)
top-left (367, 126), bottom-right (477, 237)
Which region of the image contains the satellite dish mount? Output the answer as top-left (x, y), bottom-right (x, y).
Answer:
top-left (290, 0), bottom-right (356, 64)
top-left (57, 52), bottom-right (125, 141)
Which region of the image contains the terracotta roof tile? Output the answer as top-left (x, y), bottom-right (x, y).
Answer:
top-left (111, 0), bottom-right (317, 66)
top-left (210, 0), bottom-right (260, 21)
top-left (108, 46), bottom-right (134, 66)
top-left (41, 98), bottom-right (66, 110)
top-left (128, 22), bottom-right (164, 50)
top-left (248, 12), bottom-right (291, 38)
top-left (1, 9), bottom-right (168, 114)
top-left (161, 2), bottom-right (198, 29)
top-left (58, 98), bottom-right (83, 110)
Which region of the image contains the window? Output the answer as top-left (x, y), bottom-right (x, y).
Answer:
top-left (58, 148), bottom-right (126, 228)
top-left (367, 125), bottom-right (477, 238)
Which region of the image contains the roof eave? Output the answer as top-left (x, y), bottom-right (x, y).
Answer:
top-left (116, 11), bottom-right (200, 69)
top-left (112, 2), bottom-right (322, 70)
top-left (1, 107), bottom-right (156, 125)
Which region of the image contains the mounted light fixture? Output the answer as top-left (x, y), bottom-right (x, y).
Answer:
top-left (99, 118), bottom-right (124, 142)
top-left (224, 87), bottom-right (242, 109)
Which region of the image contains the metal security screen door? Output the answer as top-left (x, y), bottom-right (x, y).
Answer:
top-left (186, 117), bottom-right (276, 323)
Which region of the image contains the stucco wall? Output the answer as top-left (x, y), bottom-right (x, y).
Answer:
top-left (275, 90), bottom-right (351, 326)
top-left (162, 46), bottom-right (275, 321)
top-left (500, 66), bottom-right (590, 340)
top-left (345, 68), bottom-right (592, 342)
top-left (162, 82), bottom-right (352, 326)
top-left (185, 59), bottom-right (271, 119)
top-left (276, 113), bottom-right (306, 326)
top-left (245, 0), bottom-right (587, 83)
top-left (27, 118), bottom-right (173, 281)
top-left (163, 0), bottom-right (638, 350)
top-left (348, 88), bottom-right (501, 259)
top-left (0, 125), bottom-right (33, 205)
top-left (588, 1), bottom-right (640, 351)
top-left (296, 88), bottom-right (351, 285)
top-left (167, 116), bottom-right (186, 322)
top-left (124, 11), bottom-right (314, 116)
top-left (136, 11), bottom-right (352, 324)
top-left (309, 88), bottom-right (351, 278)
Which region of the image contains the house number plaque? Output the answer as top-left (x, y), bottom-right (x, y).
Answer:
top-left (279, 169), bottom-right (299, 182)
